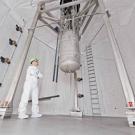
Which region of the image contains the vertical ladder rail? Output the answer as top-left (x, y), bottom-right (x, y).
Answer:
top-left (86, 45), bottom-right (101, 116)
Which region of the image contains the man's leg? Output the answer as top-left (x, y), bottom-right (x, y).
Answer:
top-left (18, 82), bottom-right (31, 119)
top-left (31, 86), bottom-right (42, 118)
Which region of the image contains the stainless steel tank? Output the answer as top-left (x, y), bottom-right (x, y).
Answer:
top-left (59, 30), bottom-right (80, 73)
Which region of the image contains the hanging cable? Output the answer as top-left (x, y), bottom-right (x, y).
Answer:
top-left (33, 35), bottom-right (55, 50)
top-left (82, 23), bottom-right (104, 53)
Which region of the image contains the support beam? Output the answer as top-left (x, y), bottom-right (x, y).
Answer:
top-left (78, 0), bottom-right (95, 16)
top-left (45, 11), bottom-right (59, 20)
top-left (70, 72), bottom-right (82, 117)
top-left (39, 18), bottom-right (58, 34)
top-left (45, 0), bottom-right (89, 12)
top-left (78, 1), bottom-right (96, 31)
top-left (98, 0), bottom-right (135, 104)
top-left (81, 3), bottom-right (98, 35)
top-left (44, 0), bottom-right (58, 3)
top-left (41, 15), bottom-right (60, 22)
top-left (74, 72), bottom-right (80, 111)
top-left (5, 1), bottom-right (45, 105)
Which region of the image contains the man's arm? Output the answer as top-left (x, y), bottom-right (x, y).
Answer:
top-left (37, 71), bottom-right (43, 78)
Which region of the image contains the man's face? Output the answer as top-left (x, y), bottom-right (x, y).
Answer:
top-left (32, 61), bottom-right (39, 66)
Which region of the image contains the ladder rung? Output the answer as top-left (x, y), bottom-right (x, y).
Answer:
top-left (88, 73), bottom-right (95, 75)
top-left (87, 48), bottom-right (92, 51)
top-left (86, 56), bottom-right (93, 58)
top-left (86, 50), bottom-right (92, 52)
top-left (87, 59), bottom-right (94, 63)
top-left (89, 80), bottom-right (96, 83)
top-left (87, 49), bottom-right (92, 51)
top-left (87, 47), bottom-right (92, 50)
top-left (86, 54), bottom-right (92, 56)
top-left (91, 92), bottom-right (98, 95)
top-left (89, 81), bottom-right (96, 83)
top-left (89, 77), bottom-right (96, 79)
top-left (88, 72), bottom-right (95, 75)
top-left (92, 113), bottom-right (101, 115)
top-left (86, 49), bottom-right (92, 51)
top-left (92, 112), bottom-right (101, 115)
top-left (90, 93), bottom-right (98, 95)
top-left (86, 52), bottom-right (92, 54)
top-left (87, 60), bottom-right (94, 62)
top-left (88, 69), bottom-right (95, 72)
top-left (92, 107), bottom-right (100, 110)
top-left (89, 73), bottom-right (95, 75)
top-left (88, 65), bottom-right (95, 69)
top-left (91, 97), bottom-right (99, 100)
top-left (89, 87), bottom-right (97, 89)
top-left (88, 65), bottom-right (94, 67)
top-left (88, 66), bottom-right (94, 68)
top-left (87, 57), bottom-right (93, 61)
top-left (89, 76), bottom-right (96, 79)
top-left (90, 90), bottom-right (98, 93)
top-left (90, 88), bottom-right (97, 90)
top-left (86, 49), bottom-right (92, 52)
top-left (90, 92), bottom-right (98, 94)
top-left (88, 74), bottom-right (95, 76)
top-left (89, 83), bottom-right (97, 86)
top-left (86, 57), bottom-right (93, 60)
top-left (91, 100), bottom-right (99, 102)
top-left (88, 73), bottom-right (95, 76)
top-left (89, 84), bottom-right (97, 86)
top-left (87, 63), bottom-right (94, 66)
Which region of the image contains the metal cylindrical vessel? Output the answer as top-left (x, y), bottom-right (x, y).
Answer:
top-left (59, 30), bottom-right (80, 73)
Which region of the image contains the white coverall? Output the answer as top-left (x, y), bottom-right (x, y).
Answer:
top-left (18, 66), bottom-right (43, 115)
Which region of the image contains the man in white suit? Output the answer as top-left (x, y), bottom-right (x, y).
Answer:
top-left (18, 58), bottom-right (43, 119)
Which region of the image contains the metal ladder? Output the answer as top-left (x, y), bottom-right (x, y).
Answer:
top-left (86, 45), bottom-right (101, 116)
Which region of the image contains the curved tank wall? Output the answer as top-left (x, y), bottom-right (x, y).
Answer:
top-left (59, 30), bottom-right (80, 73)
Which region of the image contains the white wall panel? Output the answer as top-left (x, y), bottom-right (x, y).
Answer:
top-left (1, 0), bottom-right (135, 117)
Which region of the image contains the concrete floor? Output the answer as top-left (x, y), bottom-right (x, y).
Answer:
top-left (0, 116), bottom-right (135, 135)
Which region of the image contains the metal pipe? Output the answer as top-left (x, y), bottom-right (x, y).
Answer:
top-left (39, 18), bottom-right (58, 34)
top-left (56, 56), bottom-right (59, 83)
top-left (28, 95), bottom-right (60, 102)
top-left (77, 0), bottom-right (93, 16)
top-left (55, 32), bottom-right (62, 82)
top-left (98, 0), bottom-right (135, 104)
top-left (74, 72), bottom-right (80, 111)
top-left (81, 4), bottom-right (98, 35)
top-left (44, 0), bottom-right (58, 4)
top-left (77, 0), bottom-right (95, 17)
top-left (5, 1), bottom-right (45, 103)
top-left (45, 11), bottom-right (59, 21)
top-left (41, 15), bottom-right (60, 22)
top-left (53, 34), bottom-right (59, 82)
top-left (78, 2), bottom-right (96, 30)
top-left (45, 0), bottom-right (89, 12)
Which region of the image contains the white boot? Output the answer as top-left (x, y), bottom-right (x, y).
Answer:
top-left (31, 113), bottom-right (42, 118)
top-left (18, 114), bottom-right (29, 119)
